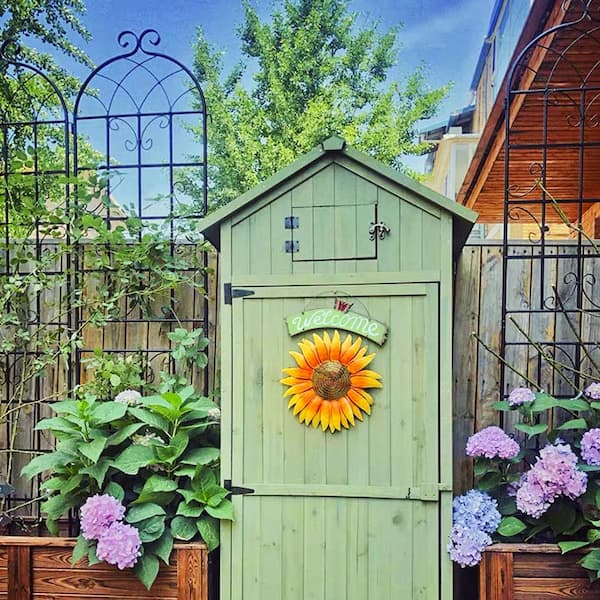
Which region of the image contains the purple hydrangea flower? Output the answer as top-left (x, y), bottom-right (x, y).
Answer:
top-left (581, 428), bottom-right (600, 466)
top-left (466, 426), bottom-right (520, 460)
top-left (447, 524), bottom-right (492, 567)
top-left (508, 387), bottom-right (535, 407)
top-left (516, 443), bottom-right (587, 518)
top-left (584, 382), bottom-right (600, 400)
top-left (453, 490), bottom-right (501, 534)
top-left (96, 521), bottom-right (141, 569)
top-left (80, 494), bottom-right (126, 540)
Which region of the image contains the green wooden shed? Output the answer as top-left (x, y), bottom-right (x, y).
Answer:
top-left (199, 136), bottom-right (477, 600)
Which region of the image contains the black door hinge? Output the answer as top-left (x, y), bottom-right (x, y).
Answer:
top-left (223, 284), bottom-right (255, 305)
top-left (284, 216), bottom-right (299, 229)
top-left (224, 479), bottom-right (255, 495)
top-left (285, 240), bottom-right (300, 253)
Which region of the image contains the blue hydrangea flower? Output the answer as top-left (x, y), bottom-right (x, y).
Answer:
top-left (447, 524), bottom-right (492, 568)
top-left (452, 490), bottom-right (501, 534)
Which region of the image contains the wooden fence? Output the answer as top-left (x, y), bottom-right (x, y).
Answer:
top-left (453, 241), bottom-right (600, 494)
top-left (0, 245), bottom-right (217, 524)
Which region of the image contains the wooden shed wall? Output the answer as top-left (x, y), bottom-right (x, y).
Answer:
top-left (229, 161), bottom-right (450, 278)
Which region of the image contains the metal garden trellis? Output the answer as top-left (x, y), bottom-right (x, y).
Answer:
top-left (500, 0), bottom-right (600, 402)
top-left (0, 29), bottom-right (209, 530)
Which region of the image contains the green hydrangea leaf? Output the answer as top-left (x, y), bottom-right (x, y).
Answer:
top-left (171, 515), bottom-right (197, 541)
top-left (497, 516), bottom-right (526, 537)
top-left (133, 553), bottom-right (159, 590)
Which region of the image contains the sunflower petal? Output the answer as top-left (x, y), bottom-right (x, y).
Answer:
top-left (347, 352), bottom-right (376, 373)
top-left (350, 375), bottom-right (383, 389)
top-left (339, 408), bottom-right (349, 429)
top-left (280, 376), bottom-right (304, 386)
top-left (355, 388), bottom-right (374, 405)
top-left (322, 331), bottom-right (331, 355)
top-left (320, 401), bottom-right (331, 431)
top-left (347, 388), bottom-right (372, 414)
top-left (301, 396), bottom-right (322, 424)
top-left (340, 396), bottom-right (355, 426)
top-left (350, 401), bottom-right (363, 420)
top-left (282, 367), bottom-right (312, 379)
top-left (298, 340), bottom-right (320, 368)
top-left (290, 350), bottom-right (310, 370)
top-left (339, 334), bottom-right (352, 362)
top-left (353, 369), bottom-right (382, 380)
top-left (330, 402), bottom-right (341, 431)
top-left (293, 391), bottom-right (316, 415)
top-left (312, 410), bottom-right (321, 429)
top-left (340, 336), bottom-right (363, 363)
top-left (330, 330), bottom-right (341, 361)
top-left (284, 380), bottom-right (314, 397)
top-left (288, 389), bottom-right (314, 408)
top-left (312, 333), bottom-right (329, 362)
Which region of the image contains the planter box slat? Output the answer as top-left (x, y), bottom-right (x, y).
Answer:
top-left (482, 545), bottom-right (600, 600)
top-left (514, 578), bottom-right (599, 599)
top-left (0, 537), bottom-right (207, 600)
top-left (513, 553), bottom-right (585, 578)
top-left (32, 547), bottom-right (122, 570)
top-left (33, 568), bottom-right (178, 596)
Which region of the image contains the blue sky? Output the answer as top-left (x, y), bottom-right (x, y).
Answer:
top-left (57, 0), bottom-right (495, 173)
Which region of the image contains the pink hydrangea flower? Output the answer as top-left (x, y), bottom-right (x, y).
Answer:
top-left (581, 428), bottom-right (600, 465)
top-left (466, 426), bottom-right (520, 459)
top-left (516, 443), bottom-right (587, 518)
top-left (80, 494), bottom-right (126, 540)
top-left (584, 382), bottom-right (600, 400)
top-left (508, 387), bottom-right (535, 407)
top-left (96, 521), bottom-right (141, 569)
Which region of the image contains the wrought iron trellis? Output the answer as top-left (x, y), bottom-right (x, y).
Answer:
top-left (0, 29), bottom-right (209, 529)
top-left (501, 0), bottom-right (600, 400)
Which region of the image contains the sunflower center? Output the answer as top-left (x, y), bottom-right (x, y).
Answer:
top-left (312, 360), bottom-right (351, 400)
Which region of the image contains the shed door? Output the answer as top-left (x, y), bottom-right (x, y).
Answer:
top-left (223, 283), bottom-right (441, 600)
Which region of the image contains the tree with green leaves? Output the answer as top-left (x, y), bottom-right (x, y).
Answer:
top-left (0, 0), bottom-right (91, 90)
top-left (191, 0), bottom-right (450, 208)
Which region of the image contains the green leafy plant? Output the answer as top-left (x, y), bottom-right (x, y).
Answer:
top-left (21, 330), bottom-right (229, 589)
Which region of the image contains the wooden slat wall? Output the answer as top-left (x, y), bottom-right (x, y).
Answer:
top-left (453, 242), bottom-right (600, 495)
top-left (0, 245), bottom-right (218, 518)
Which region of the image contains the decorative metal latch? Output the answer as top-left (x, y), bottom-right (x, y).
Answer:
top-left (369, 221), bottom-right (391, 241)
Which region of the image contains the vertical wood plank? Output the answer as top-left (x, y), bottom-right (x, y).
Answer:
top-left (480, 551), bottom-right (514, 600)
top-left (176, 546), bottom-right (201, 600)
top-left (8, 545), bottom-right (31, 600)
top-left (476, 245), bottom-right (504, 430)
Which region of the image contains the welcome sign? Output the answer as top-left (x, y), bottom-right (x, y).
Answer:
top-left (286, 308), bottom-right (388, 345)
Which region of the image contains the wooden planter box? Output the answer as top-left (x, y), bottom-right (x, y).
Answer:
top-left (480, 543), bottom-right (600, 599)
top-left (0, 536), bottom-right (207, 600)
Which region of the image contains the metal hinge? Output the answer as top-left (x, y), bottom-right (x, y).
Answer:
top-left (284, 216), bottom-right (299, 229)
top-left (285, 240), bottom-right (300, 253)
top-left (223, 480), bottom-right (255, 496)
top-left (223, 284), bottom-right (255, 305)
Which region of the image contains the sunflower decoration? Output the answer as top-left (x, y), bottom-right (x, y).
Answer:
top-left (280, 331), bottom-right (382, 432)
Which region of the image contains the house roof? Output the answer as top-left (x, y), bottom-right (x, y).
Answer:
top-left (456, 0), bottom-right (600, 222)
top-left (199, 136), bottom-right (477, 251)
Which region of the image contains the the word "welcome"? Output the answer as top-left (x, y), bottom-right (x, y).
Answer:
top-left (286, 308), bottom-right (388, 345)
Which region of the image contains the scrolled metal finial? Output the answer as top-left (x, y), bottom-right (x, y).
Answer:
top-left (117, 29), bottom-right (161, 55)
top-left (117, 30), bottom-right (140, 51)
top-left (138, 29), bottom-right (161, 52)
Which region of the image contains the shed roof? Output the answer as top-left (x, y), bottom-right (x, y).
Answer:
top-left (199, 136), bottom-right (477, 251)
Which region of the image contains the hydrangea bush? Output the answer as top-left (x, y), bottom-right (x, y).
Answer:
top-left (20, 328), bottom-right (230, 590)
top-left (450, 383), bottom-right (600, 580)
